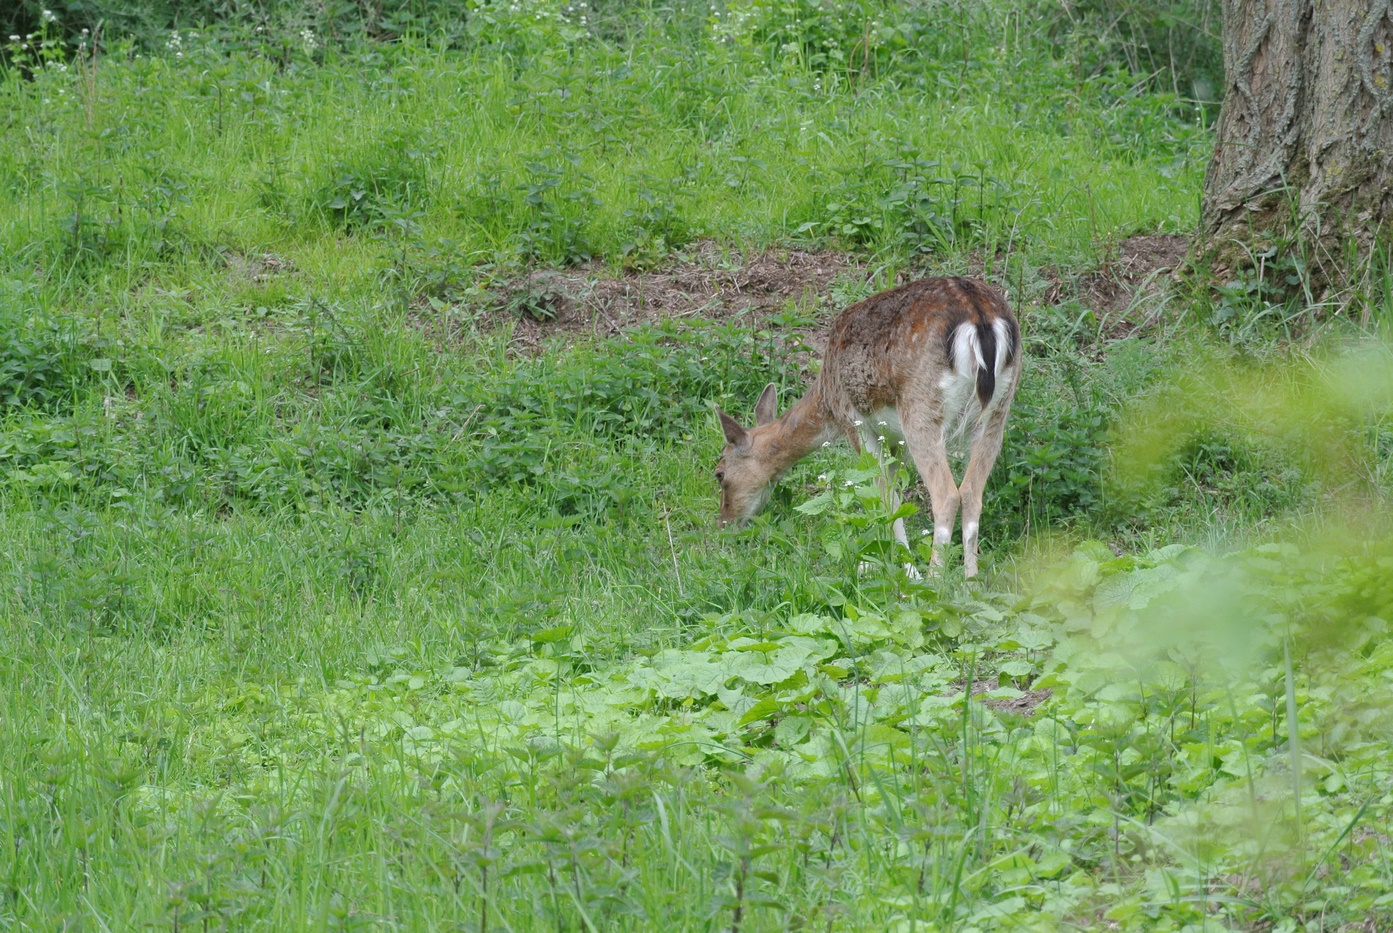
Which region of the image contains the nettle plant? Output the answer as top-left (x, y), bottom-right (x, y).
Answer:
top-left (464, 0), bottom-right (590, 54)
top-left (313, 131), bottom-right (433, 233)
top-left (803, 147), bottom-right (1025, 255)
top-left (711, 0), bottom-right (888, 73)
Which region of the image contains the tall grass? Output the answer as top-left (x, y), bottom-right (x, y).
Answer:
top-left (1, 8), bottom-right (1206, 289)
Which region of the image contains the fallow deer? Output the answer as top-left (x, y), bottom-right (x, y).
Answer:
top-left (715, 277), bottom-right (1021, 578)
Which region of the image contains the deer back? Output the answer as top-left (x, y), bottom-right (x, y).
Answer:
top-left (817, 277), bottom-right (1020, 435)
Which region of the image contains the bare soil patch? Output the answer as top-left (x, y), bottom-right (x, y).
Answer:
top-left (966, 678), bottom-right (1054, 717)
top-left (223, 250), bottom-right (296, 284)
top-left (1041, 234), bottom-right (1190, 334)
top-left (482, 241), bottom-right (864, 353)
top-left (463, 235), bottom-right (1190, 352)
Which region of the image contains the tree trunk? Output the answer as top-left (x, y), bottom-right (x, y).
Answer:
top-left (1202, 0), bottom-right (1393, 286)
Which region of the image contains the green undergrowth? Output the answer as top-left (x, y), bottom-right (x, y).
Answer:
top-left (0, 306), bottom-right (805, 519)
top-left (4, 2), bottom-right (1393, 930)
top-left (0, 1), bottom-right (1206, 289)
top-left (6, 506), bottom-right (1393, 929)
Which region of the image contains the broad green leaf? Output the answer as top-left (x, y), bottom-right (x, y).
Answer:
top-left (737, 696), bottom-right (778, 726)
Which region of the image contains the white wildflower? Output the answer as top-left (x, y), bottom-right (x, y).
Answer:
top-left (41, 9), bottom-right (57, 24)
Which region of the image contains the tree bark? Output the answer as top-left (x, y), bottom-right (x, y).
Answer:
top-left (1202, 0), bottom-right (1393, 284)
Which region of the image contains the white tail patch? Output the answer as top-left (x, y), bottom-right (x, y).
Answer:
top-left (950, 322), bottom-right (984, 376)
top-left (991, 318), bottom-right (1011, 377)
top-left (941, 323), bottom-right (987, 443)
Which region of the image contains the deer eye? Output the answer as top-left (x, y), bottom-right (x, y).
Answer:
top-left (715, 470), bottom-right (725, 483)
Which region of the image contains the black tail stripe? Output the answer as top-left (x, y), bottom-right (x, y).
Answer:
top-left (975, 321), bottom-right (997, 408)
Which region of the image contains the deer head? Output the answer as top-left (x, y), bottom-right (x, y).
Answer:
top-left (714, 383), bottom-right (780, 528)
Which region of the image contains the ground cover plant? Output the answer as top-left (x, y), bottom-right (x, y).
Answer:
top-left (3, 1), bottom-right (1393, 929)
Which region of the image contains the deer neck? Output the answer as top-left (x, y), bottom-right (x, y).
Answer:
top-left (753, 381), bottom-right (839, 478)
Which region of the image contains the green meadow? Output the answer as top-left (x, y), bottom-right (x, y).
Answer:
top-left (2, 2), bottom-right (1391, 929)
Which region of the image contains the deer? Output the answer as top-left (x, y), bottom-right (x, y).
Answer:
top-left (715, 276), bottom-right (1021, 578)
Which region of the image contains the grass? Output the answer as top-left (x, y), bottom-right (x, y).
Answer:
top-left (3, 2), bottom-right (1393, 930)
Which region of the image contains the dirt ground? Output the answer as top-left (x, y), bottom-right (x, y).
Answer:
top-left (971, 679), bottom-right (1054, 717)
top-left (480, 235), bottom-right (1191, 353)
top-left (484, 241), bottom-right (860, 353)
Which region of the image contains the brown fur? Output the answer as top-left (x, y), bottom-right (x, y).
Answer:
top-left (716, 277), bottom-right (1022, 577)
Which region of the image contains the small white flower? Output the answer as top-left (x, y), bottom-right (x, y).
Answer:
top-left (818, 474), bottom-right (828, 482)
top-left (41, 9), bottom-right (56, 24)
top-left (877, 420), bottom-right (887, 427)
top-left (843, 480), bottom-right (854, 487)
top-left (821, 440), bottom-right (831, 448)
top-left (898, 439), bottom-right (906, 446)
top-left (8, 35), bottom-right (18, 42)
top-left (853, 419), bottom-right (863, 426)
top-left (920, 529), bottom-right (930, 535)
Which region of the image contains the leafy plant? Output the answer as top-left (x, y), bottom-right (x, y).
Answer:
top-left (0, 302), bottom-right (107, 411)
top-left (514, 150), bottom-right (599, 265)
top-left (712, 0), bottom-right (887, 75)
top-left (314, 130), bottom-right (431, 232)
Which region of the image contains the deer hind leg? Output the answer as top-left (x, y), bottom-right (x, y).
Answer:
top-left (898, 409), bottom-right (960, 571)
top-left (958, 390), bottom-right (1015, 578)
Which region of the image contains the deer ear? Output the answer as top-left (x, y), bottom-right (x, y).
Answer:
top-left (754, 383), bottom-right (778, 426)
top-left (717, 409), bottom-right (748, 446)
